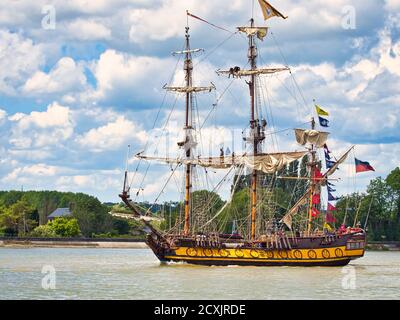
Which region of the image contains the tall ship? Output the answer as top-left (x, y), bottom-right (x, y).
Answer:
top-left (118, 1), bottom-right (366, 266)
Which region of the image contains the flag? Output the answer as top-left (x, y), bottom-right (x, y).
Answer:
top-left (323, 144), bottom-right (331, 154)
top-left (318, 116), bottom-right (329, 127)
top-left (326, 159), bottom-right (336, 169)
top-left (326, 213), bottom-right (336, 223)
top-left (327, 203), bottom-right (337, 211)
top-left (327, 181), bottom-right (335, 187)
top-left (312, 194), bottom-right (320, 204)
top-left (311, 207), bottom-right (320, 217)
top-left (328, 192), bottom-right (339, 201)
top-left (313, 168), bottom-right (323, 181)
top-left (324, 222), bottom-right (333, 231)
top-left (257, 0), bottom-right (288, 20)
top-left (324, 149), bottom-right (331, 161)
top-left (327, 186), bottom-right (336, 192)
top-left (355, 158), bottom-right (375, 173)
top-left (315, 104), bottom-right (329, 116)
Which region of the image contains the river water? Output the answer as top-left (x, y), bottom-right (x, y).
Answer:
top-left (0, 248), bottom-right (399, 300)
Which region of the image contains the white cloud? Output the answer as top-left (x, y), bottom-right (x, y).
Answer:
top-left (3, 163), bottom-right (58, 182)
top-left (89, 49), bottom-right (174, 105)
top-left (0, 30), bottom-right (44, 95)
top-left (9, 102), bottom-right (74, 148)
top-left (65, 19), bottom-right (111, 40)
top-left (22, 57), bottom-right (87, 95)
top-left (56, 172), bottom-right (122, 191)
top-left (77, 116), bottom-right (146, 152)
top-left (385, 0), bottom-right (400, 11)
top-left (0, 109), bottom-right (7, 123)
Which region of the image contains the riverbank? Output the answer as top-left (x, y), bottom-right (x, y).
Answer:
top-left (0, 238), bottom-right (148, 249)
top-left (366, 242), bottom-right (400, 251)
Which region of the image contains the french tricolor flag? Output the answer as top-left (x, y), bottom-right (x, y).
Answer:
top-left (355, 158), bottom-right (375, 173)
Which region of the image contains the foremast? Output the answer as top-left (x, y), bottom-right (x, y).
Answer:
top-left (165, 25), bottom-right (215, 236)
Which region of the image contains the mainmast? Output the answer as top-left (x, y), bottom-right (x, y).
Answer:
top-left (247, 18), bottom-right (263, 242)
top-left (183, 26), bottom-right (193, 236)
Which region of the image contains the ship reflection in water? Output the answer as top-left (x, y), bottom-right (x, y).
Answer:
top-left (0, 248), bottom-right (399, 299)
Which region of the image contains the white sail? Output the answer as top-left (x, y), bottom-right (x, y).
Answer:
top-left (137, 151), bottom-right (307, 174)
top-left (163, 83), bottom-right (215, 93)
top-left (237, 26), bottom-right (268, 40)
top-left (216, 67), bottom-right (289, 78)
top-left (294, 129), bottom-right (329, 148)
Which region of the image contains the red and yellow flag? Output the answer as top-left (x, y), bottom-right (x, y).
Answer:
top-left (258, 0), bottom-right (288, 20)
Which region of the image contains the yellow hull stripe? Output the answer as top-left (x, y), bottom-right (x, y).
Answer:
top-left (165, 255), bottom-right (350, 263)
top-left (164, 246), bottom-right (364, 262)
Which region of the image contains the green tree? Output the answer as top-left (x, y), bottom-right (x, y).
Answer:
top-left (48, 217), bottom-right (81, 237)
top-left (0, 200), bottom-right (37, 236)
top-left (386, 167), bottom-right (400, 223)
top-left (71, 195), bottom-right (113, 237)
top-left (30, 224), bottom-right (57, 237)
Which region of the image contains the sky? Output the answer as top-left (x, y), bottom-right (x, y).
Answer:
top-left (0, 0), bottom-right (399, 204)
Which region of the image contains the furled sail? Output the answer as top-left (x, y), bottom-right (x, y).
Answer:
top-left (216, 67), bottom-right (289, 78)
top-left (136, 151), bottom-right (307, 174)
top-left (324, 146), bottom-right (354, 178)
top-left (294, 129), bottom-right (329, 148)
top-left (240, 152), bottom-right (307, 173)
top-left (237, 26), bottom-right (268, 40)
top-left (163, 83), bottom-right (215, 93)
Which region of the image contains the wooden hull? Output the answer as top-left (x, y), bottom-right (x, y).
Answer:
top-left (147, 231), bottom-right (366, 267)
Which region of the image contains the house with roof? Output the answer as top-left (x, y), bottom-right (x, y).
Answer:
top-left (47, 208), bottom-right (72, 221)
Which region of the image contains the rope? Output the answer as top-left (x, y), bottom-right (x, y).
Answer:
top-left (129, 41), bottom-right (184, 193)
top-left (187, 11), bottom-right (234, 34)
top-left (200, 165), bottom-right (244, 229)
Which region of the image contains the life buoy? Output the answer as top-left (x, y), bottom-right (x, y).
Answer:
top-left (293, 250), bottom-right (302, 259)
top-left (235, 249), bottom-right (244, 257)
top-left (335, 248), bottom-right (344, 258)
top-left (219, 249), bottom-right (229, 257)
top-left (308, 250), bottom-right (317, 259)
top-left (187, 247), bottom-right (197, 257)
top-left (266, 251), bottom-right (274, 259)
top-left (204, 248), bottom-right (213, 257)
top-left (250, 249), bottom-right (259, 258)
top-left (278, 250), bottom-right (288, 259)
top-left (322, 249), bottom-right (330, 259)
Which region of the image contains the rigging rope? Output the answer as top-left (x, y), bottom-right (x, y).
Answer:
top-left (200, 165), bottom-right (244, 229)
top-left (187, 11), bottom-right (234, 34)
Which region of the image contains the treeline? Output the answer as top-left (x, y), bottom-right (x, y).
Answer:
top-left (335, 167), bottom-right (400, 241)
top-left (0, 190), bottom-right (145, 238)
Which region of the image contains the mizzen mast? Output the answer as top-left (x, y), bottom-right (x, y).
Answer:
top-left (307, 117), bottom-right (317, 235)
